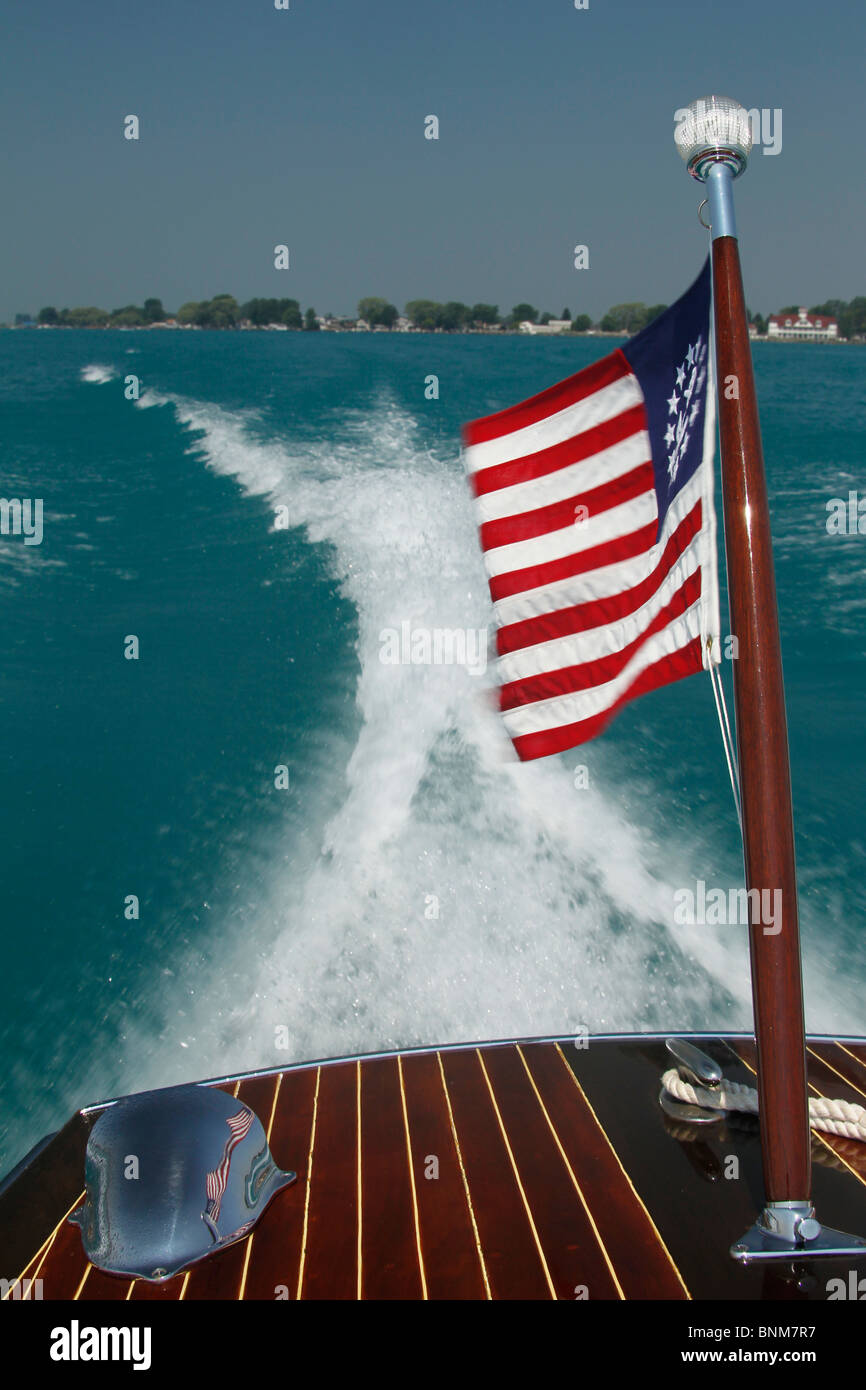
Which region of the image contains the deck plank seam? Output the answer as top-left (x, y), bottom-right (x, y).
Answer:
top-left (552, 1043), bottom-right (691, 1298)
top-left (397, 1055), bottom-right (428, 1300)
top-left (475, 1048), bottom-right (557, 1299)
top-left (516, 1045), bottom-right (625, 1300)
top-left (435, 1051), bottom-right (492, 1299)
top-left (3, 1190), bottom-right (86, 1300)
top-left (237, 1072), bottom-right (283, 1301)
top-left (806, 1045), bottom-right (866, 1102)
top-left (295, 1066), bottom-right (322, 1301)
top-left (836, 1042), bottom-right (866, 1072)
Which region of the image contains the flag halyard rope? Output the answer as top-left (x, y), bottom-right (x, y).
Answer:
top-left (706, 637), bottom-right (742, 829)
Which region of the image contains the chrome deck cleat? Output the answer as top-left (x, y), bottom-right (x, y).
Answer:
top-left (660, 1038), bottom-right (725, 1124)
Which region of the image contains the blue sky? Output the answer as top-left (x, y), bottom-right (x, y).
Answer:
top-left (2, 0), bottom-right (862, 322)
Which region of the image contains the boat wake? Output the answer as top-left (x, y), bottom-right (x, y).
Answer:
top-left (79, 363), bottom-right (116, 384)
top-left (69, 384), bottom-right (866, 1102)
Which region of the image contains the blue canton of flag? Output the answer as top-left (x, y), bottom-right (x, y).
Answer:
top-left (623, 259), bottom-right (713, 542)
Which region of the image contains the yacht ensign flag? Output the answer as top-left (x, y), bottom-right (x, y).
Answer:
top-left (464, 257), bottom-right (720, 760)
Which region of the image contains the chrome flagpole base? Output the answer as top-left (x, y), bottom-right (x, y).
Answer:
top-left (731, 1200), bottom-right (866, 1263)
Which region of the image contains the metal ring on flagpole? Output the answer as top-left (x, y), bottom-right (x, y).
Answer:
top-left (698, 199), bottom-right (711, 230)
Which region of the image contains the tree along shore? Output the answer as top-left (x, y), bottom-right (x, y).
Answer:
top-left (12, 294), bottom-right (866, 340)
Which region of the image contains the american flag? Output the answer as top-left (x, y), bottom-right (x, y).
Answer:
top-left (205, 1107), bottom-right (256, 1224)
top-left (464, 258), bottom-right (720, 761)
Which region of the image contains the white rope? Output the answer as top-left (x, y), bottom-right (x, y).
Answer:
top-left (706, 638), bottom-right (742, 829)
top-left (714, 657), bottom-right (738, 792)
top-left (662, 1068), bottom-right (866, 1143)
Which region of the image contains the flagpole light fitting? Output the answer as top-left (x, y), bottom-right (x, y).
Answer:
top-left (674, 96), bottom-right (752, 181)
top-left (675, 96), bottom-right (751, 241)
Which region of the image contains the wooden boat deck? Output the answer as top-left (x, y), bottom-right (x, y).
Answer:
top-left (3, 1034), bottom-right (866, 1300)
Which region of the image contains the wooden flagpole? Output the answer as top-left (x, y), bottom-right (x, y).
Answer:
top-left (711, 230), bottom-right (811, 1202)
top-left (676, 97), bottom-right (865, 1260)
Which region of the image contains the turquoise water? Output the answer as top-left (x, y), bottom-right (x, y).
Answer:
top-left (1, 329), bottom-right (864, 1174)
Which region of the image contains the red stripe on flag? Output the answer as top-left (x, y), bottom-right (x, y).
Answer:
top-left (462, 350), bottom-right (631, 447)
top-left (500, 570), bottom-right (701, 710)
top-left (509, 638), bottom-right (704, 760)
top-left (470, 403), bottom-right (646, 499)
top-left (480, 461), bottom-right (653, 552)
top-left (497, 502), bottom-right (703, 656)
top-left (488, 518), bottom-right (658, 603)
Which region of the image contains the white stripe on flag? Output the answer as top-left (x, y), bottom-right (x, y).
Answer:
top-left (492, 472), bottom-right (704, 625)
top-left (474, 428), bottom-right (651, 524)
top-left (500, 600), bottom-right (704, 738)
top-left (482, 489), bottom-right (657, 579)
top-left (496, 536), bottom-right (704, 684)
top-left (465, 373), bottom-right (642, 474)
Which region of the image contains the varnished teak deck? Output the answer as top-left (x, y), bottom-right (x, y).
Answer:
top-left (4, 1036), bottom-right (866, 1300)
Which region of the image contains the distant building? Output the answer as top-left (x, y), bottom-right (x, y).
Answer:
top-left (519, 319), bottom-right (572, 335)
top-left (767, 308), bottom-right (838, 341)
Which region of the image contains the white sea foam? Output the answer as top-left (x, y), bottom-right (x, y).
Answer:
top-left (102, 388), bottom-right (863, 1093)
top-left (80, 364), bottom-right (116, 384)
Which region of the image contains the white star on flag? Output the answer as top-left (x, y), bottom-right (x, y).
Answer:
top-left (666, 335), bottom-right (707, 483)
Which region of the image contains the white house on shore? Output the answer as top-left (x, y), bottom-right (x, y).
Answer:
top-left (519, 319), bottom-right (572, 334)
top-left (767, 308), bottom-right (838, 341)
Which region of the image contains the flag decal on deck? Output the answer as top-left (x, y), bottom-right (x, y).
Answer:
top-left (463, 257), bottom-right (720, 761)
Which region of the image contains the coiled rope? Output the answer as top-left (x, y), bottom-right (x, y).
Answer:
top-left (661, 1069), bottom-right (866, 1143)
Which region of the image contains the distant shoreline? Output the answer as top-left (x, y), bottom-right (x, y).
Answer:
top-left (7, 318), bottom-right (623, 337)
top-left (9, 321), bottom-right (629, 336)
top-left (10, 294), bottom-right (862, 340)
top-left (5, 323), bottom-right (861, 344)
